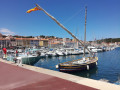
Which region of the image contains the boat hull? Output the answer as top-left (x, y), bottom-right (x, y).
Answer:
top-left (58, 57), bottom-right (98, 72)
top-left (22, 56), bottom-right (41, 65)
top-left (7, 55), bottom-right (42, 65)
top-left (59, 62), bottom-right (97, 72)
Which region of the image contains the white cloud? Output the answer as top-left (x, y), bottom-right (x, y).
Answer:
top-left (0, 28), bottom-right (15, 35)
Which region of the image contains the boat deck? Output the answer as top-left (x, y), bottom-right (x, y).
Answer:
top-left (0, 59), bottom-right (97, 90)
top-left (60, 57), bottom-right (98, 66)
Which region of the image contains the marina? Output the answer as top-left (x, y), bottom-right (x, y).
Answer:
top-left (1, 56), bottom-right (120, 90)
top-left (0, 0), bottom-right (120, 89)
top-left (34, 47), bottom-right (120, 84)
top-left (1, 50), bottom-right (120, 90)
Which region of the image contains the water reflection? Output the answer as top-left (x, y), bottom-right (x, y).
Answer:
top-left (67, 67), bottom-right (98, 78)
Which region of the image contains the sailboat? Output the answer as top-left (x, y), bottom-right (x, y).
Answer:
top-left (35, 4), bottom-right (98, 72)
top-left (57, 7), bottom-right (98, 72)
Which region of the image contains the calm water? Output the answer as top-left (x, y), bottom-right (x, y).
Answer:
top-left (34, 47), bottom-right (120, 84)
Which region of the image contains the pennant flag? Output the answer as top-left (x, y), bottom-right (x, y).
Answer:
top-left (26, 7), bottom-right (41, 13)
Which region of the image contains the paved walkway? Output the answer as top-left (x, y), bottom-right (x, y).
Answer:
top-left (0, 61), bottom-right (97, 90)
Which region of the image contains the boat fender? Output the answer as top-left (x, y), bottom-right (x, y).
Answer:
top-left (87, 65), bottom-right (89, 70)
top-left (56, 65), bottom-right (59, 69)
top-left (96, 62), bottom-right (97, 65)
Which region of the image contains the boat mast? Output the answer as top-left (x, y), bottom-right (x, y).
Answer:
top-left (83, 6), bottom-right (87, 57)
top-left (36, 4), bottom-right (94, 56)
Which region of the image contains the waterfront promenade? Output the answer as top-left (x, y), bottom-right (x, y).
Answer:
top-left (0, 58), bottom-right (120, 90)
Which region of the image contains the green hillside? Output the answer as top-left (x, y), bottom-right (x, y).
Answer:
top-left (97, 38), bottom-right (120, 43)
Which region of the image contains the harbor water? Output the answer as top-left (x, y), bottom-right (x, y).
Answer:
top-left (34, 47), bottom-right (120, 84)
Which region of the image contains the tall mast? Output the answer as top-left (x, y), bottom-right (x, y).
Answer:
top-left (83, 6), bottom-right (87, 57)
top-left (36, 4), bottom-right (94, 56)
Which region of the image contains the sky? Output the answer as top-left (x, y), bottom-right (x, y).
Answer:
top-left (0, 0), bottom-right (120, 41)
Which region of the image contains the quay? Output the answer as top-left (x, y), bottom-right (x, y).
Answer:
top-left (0, 58), bottom-right (120, 90)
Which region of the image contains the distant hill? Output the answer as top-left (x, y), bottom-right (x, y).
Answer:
top-left (96, 38), bottom-right (120, 43)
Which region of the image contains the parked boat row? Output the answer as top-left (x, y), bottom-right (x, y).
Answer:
top-left (1, 45), bottom-right (117, 65)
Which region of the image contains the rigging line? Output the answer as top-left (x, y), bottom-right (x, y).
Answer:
top-left (62, 0), bottom-right (87, 24)
top-left (63, 8), bottom-right (85, 24)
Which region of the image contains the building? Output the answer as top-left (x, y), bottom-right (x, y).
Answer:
top-left (30, 38), bottom-right (39, 47)
top-left (0, 38), bottom-right (10, 48)
top-left (16, 38), bottom-right (40, 47)
top-left (0, 33), bottom-right (3, 38)
top-left (48, 38), bottom-right (63, 48)
top-left (39, 39), bottom-right (48, 47)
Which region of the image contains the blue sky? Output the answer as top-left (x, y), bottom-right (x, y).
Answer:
top-left (0, 0), bottom-right (120, 41)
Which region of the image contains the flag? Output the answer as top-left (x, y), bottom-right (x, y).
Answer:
top-left (26, 7), bottom-right (41, 13)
